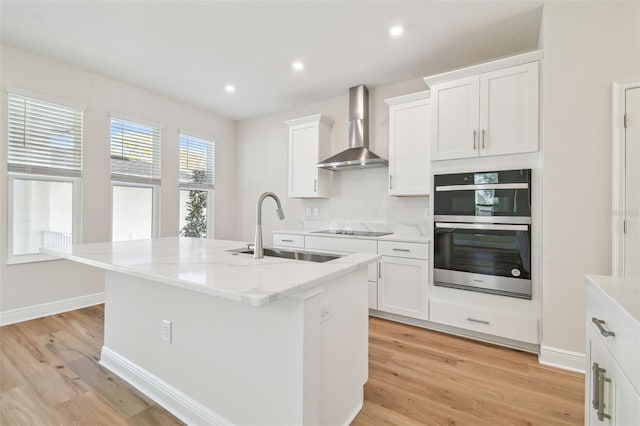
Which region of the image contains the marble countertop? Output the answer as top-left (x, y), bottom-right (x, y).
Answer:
top-left (586, 274), bottom-right (640, 327)
top-left (42, 237), bottom-right (379, 307)
top-left (273, 229), bottom-right (430, 244)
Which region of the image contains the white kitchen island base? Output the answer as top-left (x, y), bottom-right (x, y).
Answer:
top-left (99, 268), bottom-right (368, 426)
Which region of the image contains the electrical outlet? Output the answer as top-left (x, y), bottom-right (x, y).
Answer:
top-left (424, 207), bottom-right (430, 218)
top-left (162, 320), bottom-right (172, 343)
top-left (320, 303), bottom-right (333, 323)
top-left (305, 207), bottom-right (312, 217)
top-left (313, 207), bottom-right (319, 217)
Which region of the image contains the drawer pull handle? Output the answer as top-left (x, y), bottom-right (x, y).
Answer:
top-left (592, 363), bottom-right (612, 421)
top-left (392, 248), bottom-right (410, 252)
top-left (592, 317), bottom-right (615, 337)
top-left (281, 239), bottom-right (294, 243)
top-left (467, 317), bottom-right (490, 325)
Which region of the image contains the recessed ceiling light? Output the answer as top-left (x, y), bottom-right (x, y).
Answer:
top-left (225, 84), bottom-right (236, 93)
top-left (292, 61), bottom-right (305, 71)
top-left (389, 25), bottom-right (404, 38)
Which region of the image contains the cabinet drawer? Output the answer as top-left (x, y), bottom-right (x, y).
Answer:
top-left (272, 234), bottom-right (304, 249)
top-left (430, 299), bottom-right (538, 344)
top-left (305, 236), bottom-right (377, 254)
top-left (378, 240), bottom-right (428, 259)
top-left (587, 285), bottom-right (640, 394)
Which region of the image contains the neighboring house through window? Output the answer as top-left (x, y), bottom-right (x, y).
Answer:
top-left (179, 132), bottom-right (215, 238)
top-left (7, 89), bottom-right (84, 263)
top-left (110, 115), bottom-right (161, 241)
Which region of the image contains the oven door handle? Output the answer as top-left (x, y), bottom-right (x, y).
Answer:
top-left (435, 183), bottom-right (529, 191)
top-left (435, 222), bottom-right (529, 232)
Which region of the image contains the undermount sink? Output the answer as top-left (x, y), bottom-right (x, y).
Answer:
top-left (229, 247), bottom-right (341, 263)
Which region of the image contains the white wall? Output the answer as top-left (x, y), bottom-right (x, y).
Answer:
top-left (235, 78), bottom-right (430, 242)
top-left (0, 44), bottom-right (236, 314)
top-left (541, 2), bottom-right (640, 354)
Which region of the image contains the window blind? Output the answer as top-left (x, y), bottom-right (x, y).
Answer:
top-left (8, 93), bottom-right (83, 177)
top-left (179, 133), bottom-right (215, 187)
top-left (110, 117), bottom-right (162, 184)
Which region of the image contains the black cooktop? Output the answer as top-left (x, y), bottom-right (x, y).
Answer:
top-left (311, 230), bottom-right (392, 237)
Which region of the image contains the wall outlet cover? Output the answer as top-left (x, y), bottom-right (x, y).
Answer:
top-left (162, 320), bottom-right (172, 343)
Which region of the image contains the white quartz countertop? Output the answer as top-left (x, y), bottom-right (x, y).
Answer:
top-left (42, 237), bottom-right (379, 307)
top-left (273, 229), bottom-right (430, 244)
top-left (586, 274), bottom-right (640, 327)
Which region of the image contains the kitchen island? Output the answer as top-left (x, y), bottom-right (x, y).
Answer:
top-left (43, 237), bottom-right (379, 426)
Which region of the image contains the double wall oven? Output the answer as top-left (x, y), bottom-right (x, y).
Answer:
top-left (433, 169), bottom-right (532, 299)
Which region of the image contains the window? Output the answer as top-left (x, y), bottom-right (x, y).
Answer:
top-left (179, 133), bottom-right (215, 238)
top-left (110, 116), bottom-right (161, 241)
top-left (7, 90), bottom-right (84, 262)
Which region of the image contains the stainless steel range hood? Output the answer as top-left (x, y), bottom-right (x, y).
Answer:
top-left (317, 85), bottom-right (388, 170)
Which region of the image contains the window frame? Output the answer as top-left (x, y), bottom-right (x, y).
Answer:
top-left (110, 181), bottom-right (160, 242)
top-left (6, 87), bottom-right (85, 264)
top-left (7, 173), bottom-right (82, 264)
top-left (178, 131), bottom-right (215, 238)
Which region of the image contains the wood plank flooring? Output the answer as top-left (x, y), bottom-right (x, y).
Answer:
top-left (0, 305), bottom-right (584, 425)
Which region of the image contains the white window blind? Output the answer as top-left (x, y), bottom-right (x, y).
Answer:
top-left (8, 92), bottom-right (83, 177)
top-left (110, 117), bottom-right (161, 184)
top-left (179, 133), bottom-right (215, 187)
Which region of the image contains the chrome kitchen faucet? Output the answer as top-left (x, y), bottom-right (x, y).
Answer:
top-left (253, 192), bottom-right (285, 259)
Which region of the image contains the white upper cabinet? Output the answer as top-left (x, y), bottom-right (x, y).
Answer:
top-left (431, 76), bottom-right (480, 160)
top-left (429, 60), bottom-right (539, 161)
top-left (286, 114), bottom-right (333, 198)
top-left (385, 91), bottom-right (432, 196)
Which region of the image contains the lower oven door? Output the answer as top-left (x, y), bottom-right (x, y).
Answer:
top-left (433, 222), bottom-right (532, 299)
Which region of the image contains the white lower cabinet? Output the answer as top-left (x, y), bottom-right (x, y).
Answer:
top-left (585, 277), bottom-right (640, 426)
top-left (378, 256), bottom-right (429, 320)
top-left (429, 299), bottom-right (538, 344)
top-left (587, 328), bottom-right (640, 426)
top-left (376, 240), bottom-right (429, 320)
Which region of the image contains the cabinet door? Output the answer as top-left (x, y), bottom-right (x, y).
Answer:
top-left (431, 76), bottom-right (479, 161)
top-left (479, 62), bottom-right (539, 157)
top-left (378, 256), bottom-right (428, 320)
top-left (587, 329), bottom-right (640, 426)
top-left (288, 123), bottom-right (319, 197)
top-left (389, 99), bottom-right (431, 196)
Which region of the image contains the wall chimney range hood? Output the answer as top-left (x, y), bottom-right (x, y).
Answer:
top-left (317, 85), bottom-right (388, 170)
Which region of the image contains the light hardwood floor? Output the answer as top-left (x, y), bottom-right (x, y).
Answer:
top-left (0, 305), bottom-right (584, 425)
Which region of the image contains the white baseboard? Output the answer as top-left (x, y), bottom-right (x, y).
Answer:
top-left (539, 345), bottom-right (585, 373)
top-left (100, 346), bottom-right (231, 426)
top-left (0, 292), bottom-right (104, 326)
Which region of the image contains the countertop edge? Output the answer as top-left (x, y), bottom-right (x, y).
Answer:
top-left (585, 274), bottom-right (640, 331)
top-left (42, 246), bottom-right (380, 307)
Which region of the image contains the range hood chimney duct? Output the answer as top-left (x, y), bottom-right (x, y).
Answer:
top-left (317, 85), bottom-right (388, 170)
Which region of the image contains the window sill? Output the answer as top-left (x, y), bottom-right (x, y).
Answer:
top-left (7, 253), bottom-right (62, 265)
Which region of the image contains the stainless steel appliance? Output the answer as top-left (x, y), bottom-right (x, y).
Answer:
top-left (316, 85), bottom-right (388, 170)
top-left (433, 169), bottom-right (532, 299)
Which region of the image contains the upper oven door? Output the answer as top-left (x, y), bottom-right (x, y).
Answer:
top-left (434, 169), bottom-right (531, 221)
top-left (433, 222), bottom-right (531, 281)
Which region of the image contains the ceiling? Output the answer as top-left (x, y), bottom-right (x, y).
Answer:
top-left (0, 1), bottom-right (543, 121)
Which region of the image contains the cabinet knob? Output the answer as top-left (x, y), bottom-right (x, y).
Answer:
top-left (481, 129), bottom-right (486, 149)
top-left (313, 179), bottom-right (317, 192)
top-left (473, 130), bottom-right (477, 149)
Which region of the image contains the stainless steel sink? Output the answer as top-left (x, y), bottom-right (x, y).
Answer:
top-left (229, 247), bottom-right (341, 263)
